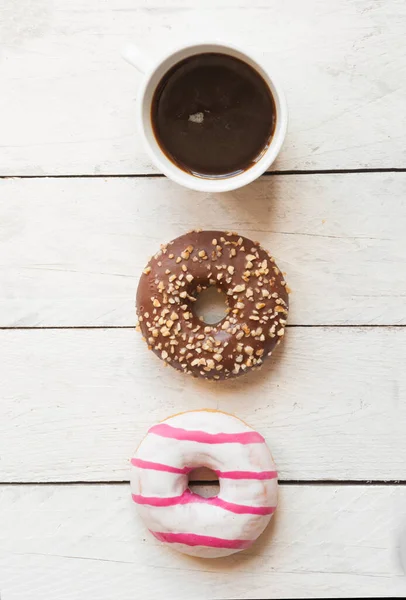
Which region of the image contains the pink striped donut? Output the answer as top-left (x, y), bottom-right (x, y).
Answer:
top-left (131, 410), bottom-right (278, 558)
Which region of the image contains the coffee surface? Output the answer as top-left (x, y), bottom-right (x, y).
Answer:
top-left (151, 53), bottom-right (276, 177)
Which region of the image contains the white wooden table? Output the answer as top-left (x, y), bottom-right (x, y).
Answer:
top-left (1, 1), bottom-right (406, 598)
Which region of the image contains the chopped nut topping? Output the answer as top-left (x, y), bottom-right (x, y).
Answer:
top-left (138, 232), bottom-right (288, 380)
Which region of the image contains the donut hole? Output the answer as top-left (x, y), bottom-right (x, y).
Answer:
top-left (194, 286), bottom-right (228, 325)
top-left (188, 467), bottom-right (220, 498)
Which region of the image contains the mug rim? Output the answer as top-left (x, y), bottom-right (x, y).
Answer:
top-left (136, 41), bottom-right (288, 192)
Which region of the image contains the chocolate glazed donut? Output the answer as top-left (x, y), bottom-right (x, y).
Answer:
top-left (136, 230), bottom-right (289, 380)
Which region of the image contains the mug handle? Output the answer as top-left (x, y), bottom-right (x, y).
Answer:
top-left (121, 42), bottom-right (153, 73)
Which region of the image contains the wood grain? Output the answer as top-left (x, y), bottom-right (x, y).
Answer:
top-left (2, 3), bottom-right (406, 596)
top-left (0, 327), bottom-right (404, 482)
top-left (1, 0), bottom-right (406, 175)
top-left (0, 484), bottom-right (405, 599)
top-left (1, 173), bottom-right (405, 327)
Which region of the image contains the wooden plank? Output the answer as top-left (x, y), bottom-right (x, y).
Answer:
top-left (0, 484), bottom-right (405, 599)
top-left (0, 327), bottom-right (404, 482)
top-left (1, 0), bottom-right (406, 175)
top-left (1, 173), bottom-right (405, 327)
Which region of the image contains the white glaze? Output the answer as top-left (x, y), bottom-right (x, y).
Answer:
top-left (131, 410), bottom-right (278, 558)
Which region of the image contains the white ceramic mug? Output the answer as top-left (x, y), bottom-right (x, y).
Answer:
top-left (122, 42), bottom-right (288, 192)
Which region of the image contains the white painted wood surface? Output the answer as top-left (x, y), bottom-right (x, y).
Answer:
top-left (2, 0), bottom-right (406, 597)
top-left (1, 327), bottom-right (404, 482)
top-left (1, 0), bottom-right (406, 175)
top-left (1, 173), bottom-right (405, 327)
top-left (0, 484), bottom-right (405, 599)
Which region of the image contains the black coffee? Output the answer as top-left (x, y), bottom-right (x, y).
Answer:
top-left (151, 53), bottom-right (276, 178)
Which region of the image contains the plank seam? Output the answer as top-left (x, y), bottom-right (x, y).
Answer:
top-left (0, 325), bottom-right (404, 331)
top-left (1, 168), bottom-right (405, 180)
top-left (1, 480), bottom-right (406, 486)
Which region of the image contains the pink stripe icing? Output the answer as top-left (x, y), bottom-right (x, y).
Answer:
top-left (215, 469), bottom-right (277, 480)
top-left (131, 458), bottom-right (193, 474)
top-left (132, 458), bottom-right (276, 480)
top-left (132, 490), bottom-right (275, 516)
top-left (150, 530), bottom-right (254, 550)
top-left (149, 423), bottom-right (265, 445)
